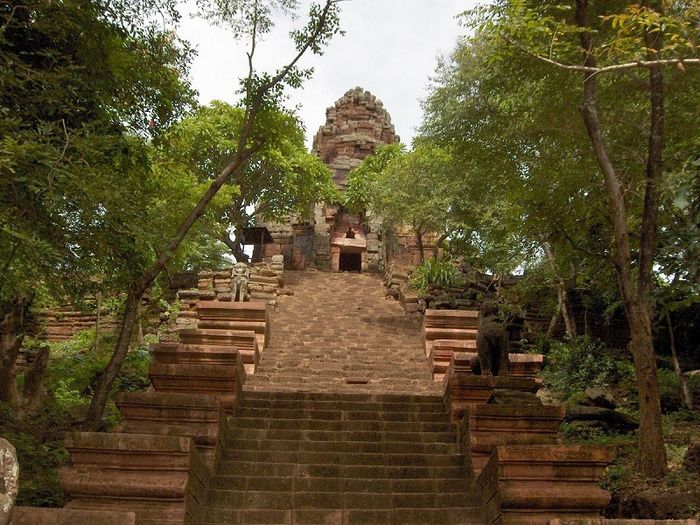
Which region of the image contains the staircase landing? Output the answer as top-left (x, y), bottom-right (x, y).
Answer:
top-left (246, 271), bottom-right (440, 395)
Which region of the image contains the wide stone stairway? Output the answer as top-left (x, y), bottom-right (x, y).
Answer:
top-left (203, 271), bottom-right (482, 524)
top-left (17, 269), bottom-right (624, 525)
top-left (246, 271), bottom-right (441, 395)
top-left (204, 392), bottom-right (481, 525)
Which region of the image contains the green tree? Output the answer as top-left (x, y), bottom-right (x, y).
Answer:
top-left (421, 0), bottom-right (700, 476)
top-left (157, 101), bottom-right (336, 261)
top-left (346, 144), bottom-right (461, 262)
top-left (0, 0), bottom-right (197, 413)
top-left (82, 0), bottom-right (343, 430)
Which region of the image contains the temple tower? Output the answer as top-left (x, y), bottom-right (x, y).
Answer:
top-left (260, 87), bottom-right (399, 272)
top-left (311, 87), bottom-right (399, 272)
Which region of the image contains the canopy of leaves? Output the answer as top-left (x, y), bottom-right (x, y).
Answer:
top-left (155, 101), bottom-right (337, 236)
top-left (0, 0), bottom-right (200, 307)
top-left (416, 0), bottom-right (700, 297)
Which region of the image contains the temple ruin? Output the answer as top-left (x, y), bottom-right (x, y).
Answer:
top-left (262, 87), bottom-right (422, 273)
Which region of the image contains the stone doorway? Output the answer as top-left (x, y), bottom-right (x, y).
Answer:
top-left (339, 251), bottom-right (362, 272)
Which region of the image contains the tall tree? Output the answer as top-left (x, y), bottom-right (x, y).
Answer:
top-left (157, 101), bottom-right (336, 261)
top-left (0, 0), bottom-right (197, 412)
top-left (82, 0), bottom-right (343, 430)
top-left (443, 0), bottom-right (700, 476)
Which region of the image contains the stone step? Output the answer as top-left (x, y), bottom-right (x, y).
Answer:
top-left (424, 309), bottom-right (480, 329)
top-left (241, 396), bottom-right (445, 412)
top-left (206, 490), bottom-right (478, 509)
top-left (210, 476), bottom-right (472, 493)
top-left (196, 300), bottom-right (268, 321)
top-left (9, 507), bottom-right (136, 525)
top-left (217, 461), bottom-right (468, 479)
top-left (235, 407), bottom-right (450, 422)
top-left (227, 427), bottom-right (456, 444)
top-left (179, 328), bottom-right (258, 352)
top-left (149, 363), bottom-right (244, 400)
top-left (224, 437), bottom-right (458, 455)
top-left (203, 506), bottom-right (484, 525)
top-left (150, 342), bottom-right (244, 365)
top-left (229, 417), bottom-right (454, 433)
top-left (59, 432), bottom-right (209, 525)
top-left (218, 452), bottom-right (465, 469)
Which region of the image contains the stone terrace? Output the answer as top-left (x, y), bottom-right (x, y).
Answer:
top-left (245, 271), bottom-right (440, 395)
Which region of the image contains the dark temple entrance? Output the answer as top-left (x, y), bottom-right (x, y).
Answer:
top-left (339, 251), bottom-right (362, 272)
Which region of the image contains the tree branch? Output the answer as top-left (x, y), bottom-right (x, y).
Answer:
top-left (501, 33), bottom-right (700, 76)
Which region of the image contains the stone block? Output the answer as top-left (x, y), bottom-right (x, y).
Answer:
top-left (424, 309), bottom-right (480, 329)
top-left (149, 363), bottom-right (245, 404)
top-left (115, 392), bottom-right (225, 467)
top-left (468, 404), bottom-right (566, 473)
top-left (430, 341), bottom-right (477, 381)
top-left (178, 329), bottom-right (258, 361)
top-left (444, 370), bottom-right (540, 422)
top-left (59, 432), bottom-right (210, 525)
top-left (10, 507), bottom-right (136, 525)
top-left (509, 353), bottom-right (545, 378)
top-left (492, 445), bottom-right (614, 525)
top-left (196, 301), bottom-right (267, 322)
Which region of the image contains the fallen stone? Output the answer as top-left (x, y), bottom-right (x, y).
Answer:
top-left (584, 386), bottom-right (617, 409)
top-left (565, 405), bottom-right (639, 432)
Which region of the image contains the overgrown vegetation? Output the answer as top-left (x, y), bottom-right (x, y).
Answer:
top-left (409, 258), bottom-right (459, 294)
top-left (0, 329), bottom-right (152, 506)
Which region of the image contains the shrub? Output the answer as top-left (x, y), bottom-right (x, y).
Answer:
top-left (657, 368), bottom-right (700, 414)
top-left (542, 336), bottom-right (635, 403)
top-left (410, 258), bottom-right (458, 294)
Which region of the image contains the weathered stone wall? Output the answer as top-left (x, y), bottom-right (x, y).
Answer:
top-left (312, 87), bottom-right (399, 189)
top-left (171, 258), bottom-right (284, 338)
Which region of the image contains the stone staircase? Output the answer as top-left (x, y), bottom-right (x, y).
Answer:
top-left (203, 391), bottom-right (483, 525)
top-left (246, 271), bottom-right (440, 395)
top-left (15, 269), bottom-right (628, 525)
top-left (201, 271), bottom-right (482, 523)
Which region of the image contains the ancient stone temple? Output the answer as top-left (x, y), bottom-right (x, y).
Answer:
top-left (261, 87), bottom-right (400, 273)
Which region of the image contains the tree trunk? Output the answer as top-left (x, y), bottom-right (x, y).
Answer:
top-left (94, 291), bottom-right (101, 351)
top-left (81, 0), bottom-right (337, 430)
top-left (547, 302), bottom-right (562, 338)
top-left (432, 231), bottom-right (450, 260)
top-left (83, 113), bottom-right (261, 431)
top-left (541, 240), bottom-right (577, 337)
top-left (22, 344), bottom-right (50, 415)
top-left (575, 0), bottom-right (667, 477)
top-left (136, 300), bottom-right (144, 347)
top-left (667, 311), bottom-right (693, 409)
top-left (82, 281), bottom-right (145, 430)
top-left (414, 224), bottom-right (425, 263)
top-left (223, 230), bottom-right (250, 263)
top-left (0, 294), bottom-right (29, 409)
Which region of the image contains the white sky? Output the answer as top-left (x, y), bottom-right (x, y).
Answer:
top-left (177, 1), bottom-right (477, 147)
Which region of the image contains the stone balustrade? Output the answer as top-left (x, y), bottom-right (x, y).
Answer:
top-left (196, 300), bottom-right (269, 350)
top-left (476, 445), bottom-right (614, 525)
top-left (178, 329), bottom-right (259, 375)
top-left (430, 342), bottom-right (544, 381)
top-left (468, 404), bottom-right (566, 473)
top-left (48, 300), bottom-right (257, 525)
top-left (422, 308), bottom-right (479, 357)
top-left (59, 433), bottom-right (209, 525)
top-left (115, 392), bottom-right (224, 468)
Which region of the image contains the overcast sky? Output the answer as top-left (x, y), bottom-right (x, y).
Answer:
top-left (178, 1), bottom-right (478, 147)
